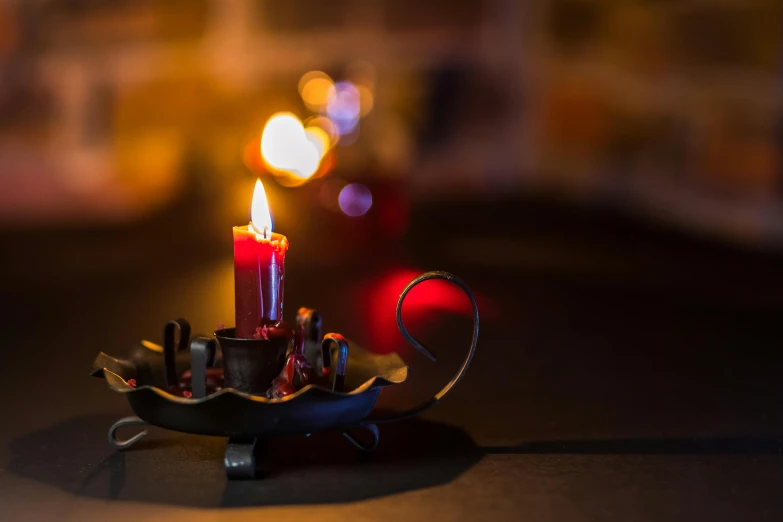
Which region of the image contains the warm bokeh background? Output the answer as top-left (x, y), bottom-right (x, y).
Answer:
top-left (3, 0), bottom-right (783, 400)
top-left (4, 2), bottom-right (783, 518)
top-left (2, 0), bottom-right (782, 424)
top-left (2, 0), bottom-right (781, 237)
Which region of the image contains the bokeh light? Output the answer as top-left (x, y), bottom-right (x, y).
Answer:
top-left (327, 82), bottom-right (361, 136)
top-left (298, 67), bottom-right (375, 147)
top-left (295, 141), bottom-right (321, 179)
top-left (304, 126), bottom-right (331, 159)
top-left (298, 71), bottom-right (334, 112)
top-left (359, 268), bottom-right (492, 354)
top-left (260, 112), bottom-right (325, 182)
top-left (357, 85), bottom-right (374, 117)
top-left (338, 183), bottom-right (373, 217)
top-left (304, 116), bottom-right (340, 148)
top-left (260, 113), bottom-right (306, 173)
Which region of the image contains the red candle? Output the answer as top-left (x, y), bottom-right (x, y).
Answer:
top-left (233, 180), bottom-right (289, 338)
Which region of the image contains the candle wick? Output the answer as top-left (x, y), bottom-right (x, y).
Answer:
top-left (264, 227), bottom-right (269, 239)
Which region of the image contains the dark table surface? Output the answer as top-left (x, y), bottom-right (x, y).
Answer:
top-left (2, 195), bottom-right (783, 521)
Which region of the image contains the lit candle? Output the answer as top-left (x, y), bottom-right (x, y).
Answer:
top-left (233, 180), bottom-right (289, 338)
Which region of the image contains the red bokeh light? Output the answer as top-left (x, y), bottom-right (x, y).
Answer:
top-left (360, 268), bottom-right (493, 354)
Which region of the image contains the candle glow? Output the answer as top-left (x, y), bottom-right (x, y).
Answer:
top-left (249, 179), bottom-right (273, 239)
top-left (233, 179), bottom-right (289, 338)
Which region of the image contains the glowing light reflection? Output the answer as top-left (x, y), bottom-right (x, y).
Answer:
top-left (260, 112), bottom-right (326, 181)
top-left (305, 116), bottom-right (340, 147)
top-left (261, 113), bottom-right (306, 173)
top-left (357, 84), bottom-right (374, 116)
top-left (338, 183), bottom-right (372, 217)
top-left (250, 179), bottom-right (273, 236)
top-left (361, 269), bottom-right (481, 354)
top-left (327, 82), bottom-right (361, 135)
top-left (305, 126), bottom-right (330, 159)
top-left (298, 71), bottom-right (334, 111)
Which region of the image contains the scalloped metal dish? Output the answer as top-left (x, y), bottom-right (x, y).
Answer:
top-left (93, 344), bottom-right (408, 437)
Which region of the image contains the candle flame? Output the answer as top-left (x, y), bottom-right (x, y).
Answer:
top-left (250, 179), bottom-right (272, 238)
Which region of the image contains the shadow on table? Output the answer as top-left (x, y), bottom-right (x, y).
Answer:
top-left (9, 414), bottom-right (783, 508)
top-left (6, 413), bottom-right (483, 507)
top-left (486, 437), bottom-right (783, 455)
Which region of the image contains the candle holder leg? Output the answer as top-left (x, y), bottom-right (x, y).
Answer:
top-left (224, 437), bottom-right (262, 479)
top-left (108, 416), bottom-right (149, 450)
top-left (342, 423), bottom-right (380, 452)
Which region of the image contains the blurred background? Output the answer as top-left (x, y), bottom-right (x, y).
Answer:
top-left (3, 0), bottom-right (783, 443)
top-left (1, 0), bottom-right (782, 236)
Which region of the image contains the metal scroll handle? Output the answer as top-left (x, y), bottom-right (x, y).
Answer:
top-left (368, 270), bottom-right (479, 424)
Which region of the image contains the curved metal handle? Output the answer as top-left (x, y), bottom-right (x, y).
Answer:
top-left (369, 271), bottom-right (479, 424)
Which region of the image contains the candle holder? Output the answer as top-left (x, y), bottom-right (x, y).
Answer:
top-left (215, 328), bottom-right (290, 395)
top-left (91, 271), bottom-right (479, 479)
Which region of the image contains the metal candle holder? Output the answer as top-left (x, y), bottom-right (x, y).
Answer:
top-left (91, 271), bottom-right (479, 479)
